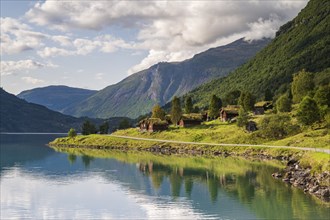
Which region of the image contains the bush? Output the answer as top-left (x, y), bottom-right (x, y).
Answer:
top-left (257, 114), bottom-right (300, 139)
top-left (68, 128), bottom-right (77, 138)
top-left (296, 96), bottom-right (321, 126)
top-left (276, 94), bottom-right (292, 113)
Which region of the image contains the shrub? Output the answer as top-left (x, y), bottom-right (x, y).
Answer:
top-left (276, 94), bottom-right (292, 113)
top-left (257, 114), bottom-right (300, 139)
top-left (296, 96), bottom-right (321, 126)
top-left (68, 128), bottom-right (77, 138)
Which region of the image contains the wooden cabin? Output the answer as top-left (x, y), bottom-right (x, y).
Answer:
top-left (179, 118), bottom-right (203, 127)
top-left (254, 101), bottom-right (273, 115)
top-left (178, 114), bottom-right (204, 127)
top-left (220, 106), bottom-right (240, 122)
top-left (139, 118), bottom-right (168, 132)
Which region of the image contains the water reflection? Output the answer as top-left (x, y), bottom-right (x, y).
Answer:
top-left (1, 134), bottom-right (329, 219)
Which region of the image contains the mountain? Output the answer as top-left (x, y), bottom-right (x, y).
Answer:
top-left (63, 38), bottom-right (270, 118)
top-left (17, 85), bottom-right (97, 113)
top-left (0, 88), bottom-right (129, 132)
top-left (186, 0), bottom-right (330, 107)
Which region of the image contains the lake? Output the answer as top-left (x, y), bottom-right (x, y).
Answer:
top-left (1, 134), bottom-right (329, 219)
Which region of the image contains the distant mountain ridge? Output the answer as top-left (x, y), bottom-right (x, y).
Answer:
top-left (0, 88), bottom-right (130, 132)
top-left (185, 0), bottom-right (330, 107)
top-left (63, 38), bottom-right (270, 118)
top-left (17, 85), bottom-right (97, 113)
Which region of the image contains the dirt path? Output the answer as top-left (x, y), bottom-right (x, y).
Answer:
top-left (110, 134), bottom-right (330, 154)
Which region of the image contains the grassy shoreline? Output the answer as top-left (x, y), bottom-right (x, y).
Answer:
top-left (50, 134), bottom-right (329, 174)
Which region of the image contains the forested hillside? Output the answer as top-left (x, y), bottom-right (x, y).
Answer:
top-left (186, 0), bottom-right (329, 107)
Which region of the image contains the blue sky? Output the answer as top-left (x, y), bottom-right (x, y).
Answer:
top-left (1, 0), bottom-right (308, 94)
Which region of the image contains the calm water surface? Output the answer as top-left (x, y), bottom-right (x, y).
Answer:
top-left (1, 134), bottom-right (329, 219)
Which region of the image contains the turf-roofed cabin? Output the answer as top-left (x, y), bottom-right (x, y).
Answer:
top-left (254, 101), bottom-right (273, 115)
top-left (179, 114), bottom-right (203, 127)
top-left (139, 118), bottom-right (169, 132)
top-left (220, 105), bottom-right (240, 122)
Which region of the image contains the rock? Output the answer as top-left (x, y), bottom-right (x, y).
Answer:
top-left (272, 172), bottom-right (282, 178)
top-left (287, 159), bottom-right (297, 166)
top-left (309, 185), bottom-right (319, 193)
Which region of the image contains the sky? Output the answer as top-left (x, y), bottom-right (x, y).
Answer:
top-left (1, 0), bottom-right (308, 95)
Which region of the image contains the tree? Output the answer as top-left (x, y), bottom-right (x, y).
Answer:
top-left (264, 89), bottom-right (273, 101)
top-left (82, 120), bottom-right (97, 135)
top-left (258, 114), bottom-right (300, 139)
top-left (99, 121), bottom-right (109, 134)
top-left (276, 94), bottom-right (292, 113)
top-left (297, 96), bottom-right (321, 125)
top-left (239, 92), bottom-right (255, 111)
top-left (184, 96), bottom-right (193, 114)
top-left (151, 104), bottom-right (166, 120)
top-left (237, 108), bottom-right (248, 127)
top-left (170, 96), bottom-right (182, 126)
top-left (208, 95), bottom-right (222, 119)
top-left (291, 69), bottom-right (314, 103)
top-left (67, 128), bottom-right (77, 138)
top-left (314, 85), bottom-right (330, 107)
top-left (118, 119), bottom-right (130, 129)
top-left (193, 106), bottom-right (200, 113)
top-left (224, 90), bottom-right (241, 105)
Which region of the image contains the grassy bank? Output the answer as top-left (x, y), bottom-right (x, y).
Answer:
top-left (114, 120), bottom-right (330, 149)
top-left (50, 133), bottom-right (329, 174)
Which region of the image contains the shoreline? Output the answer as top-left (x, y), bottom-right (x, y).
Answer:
top-left (49, 135), bottom-right (330, 203)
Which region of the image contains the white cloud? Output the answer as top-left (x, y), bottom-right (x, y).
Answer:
top-left (95, 72), bottom-right (104, 80)
top-left (21, 76), bottom-right (45, 84)
top-left (37, 47), bottom-right (74, 58)
top-left (25, 0), bottom-right (308, 74)
top-left (0, 17), bottom-right (46, 54)
top-left (1, 59), bottom-right (57, 76)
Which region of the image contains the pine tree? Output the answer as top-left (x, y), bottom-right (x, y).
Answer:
top-left (264, 89), bottom-right (273, 101)
top-left (208, 95), bottom-right (222, 119)
top-left (237, 108), bottom-right (248, 127)
top-left (239, 92), bottom-right (255, 111)
top-left (82, 120), bottom-right (97, 135)
top-left (171, 96), bottom-right (182, 126)
top-left (276, 94), bottom-right (292, 113)
top-left (291, 69), bottom-right (314, 103)
top-left (151, 104), bottom-right (166, 120)
top-left (184, 96), bottom-right (193, 114)
top-left (118, 119), bottom-right (130, 129)
top-left (297, 96), bottom-right (321, 125)
top-left (99, 121), bottom-right (109, 134)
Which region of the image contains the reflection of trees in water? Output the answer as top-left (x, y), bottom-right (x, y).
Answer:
top-left (65, 154), bottom-right (94, 168)
top-left (81, 155), bottom-right (94, 168)
top-left (134, 160), bottom-right (329, 220)
top-left (135, 162), bottom-right (235, 201)
top-left (67, 154), bottom-right (77, 165)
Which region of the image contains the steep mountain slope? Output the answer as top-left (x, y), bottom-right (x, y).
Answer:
top-left (64, 38), bottom-right (270, 118)
top-left (17, 85), bottom-right (97, 113)
top-left (186, 0), bottom-right (330, 107)
top-left (0, 89), bottom-right (128, 132)
top-left (1, 88), bottom-right (84, 132)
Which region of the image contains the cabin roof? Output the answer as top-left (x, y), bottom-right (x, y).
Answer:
top-left (139, 118), bottom-right (168, 125)
top-left (220, 106), bottom-right (240, 114)
top-left (182, 113), bottom-right (203, 120)
top-left (254, 101), bottom-right (272, 108)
